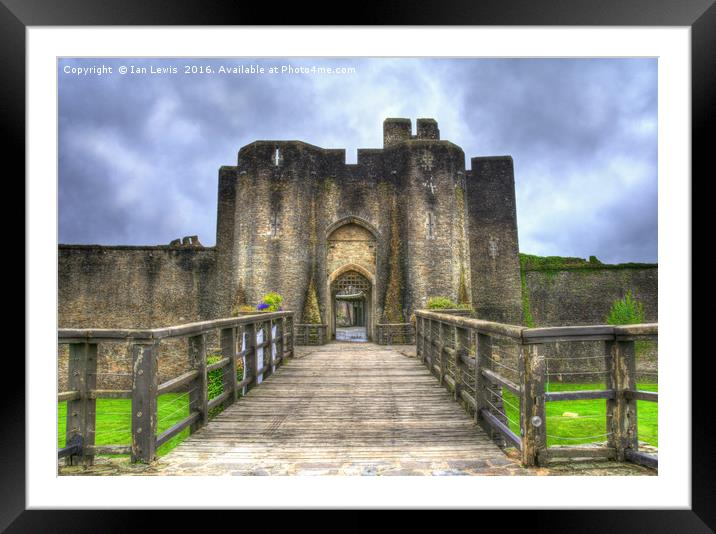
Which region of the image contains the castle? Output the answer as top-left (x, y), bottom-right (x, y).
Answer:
top-left (212, 117), bottom-right (521, 341)
top-left (58, 118), bottom-right (656, 343)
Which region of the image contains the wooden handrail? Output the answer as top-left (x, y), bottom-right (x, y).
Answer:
top-left (59, 311), bottom-right (296, 465)
top-left (415, 310), bottom-right (658, 469)
top-left (58, 311), bottom-right (294, 343)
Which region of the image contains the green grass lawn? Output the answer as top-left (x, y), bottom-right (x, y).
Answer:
top-left (58, 393), bottom-right (192, 457)
top-left (502, 382), bottom-right (658, 447)
top-left (58, 354), bottom-right (246, 458)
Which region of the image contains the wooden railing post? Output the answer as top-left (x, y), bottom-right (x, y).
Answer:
top-left (131, 341), bottom-right (158, 464)
top-left (220, 327), bottom-right (238, 404)
top-left (416, 317), bottom-right (423, 361)
top-left (475, 333), bottom-right (491, 425)
top-left (277, 317), bottom-right (285, 364)
top-left (266, 319), bottom-right (275, 378)
top-left (245, 322), bottom-right (258, 387)
top-left (437, 321), bottom-right (446, 384)
top-left (65, 342), bottom-right (97, 466)
top-left (520, 342), bottom-right (546, 467)
top-left (613, 339), bottom-right (638, 461)
top-left (454, 326), bottom-right (469, 401)
top-left (188, 334), bottom-right (208, 432)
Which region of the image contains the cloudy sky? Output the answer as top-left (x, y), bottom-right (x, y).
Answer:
top-left (58, 58), bottom-right (657, 264)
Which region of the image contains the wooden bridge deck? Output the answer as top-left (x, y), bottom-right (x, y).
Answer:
top-left (148, 343), bottom-right (525, 476)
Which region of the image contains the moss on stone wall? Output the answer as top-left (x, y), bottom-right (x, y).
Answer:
top-left (519, 255), bottom-right (536, 327)
top-left (301, 277), bottom-right (322, 323)
top-left (520, 253), bottom-right (656, 272)
top-left (520, 253), bottom-right (657, 327)
top-left (383, 194), bottom-right (404, 323)
top-left (300, 194), bottom-right (322, 324)
top-left (458, 266), bottom-right (469, 305)
top-left (454, 183), bottom-right (470, 305)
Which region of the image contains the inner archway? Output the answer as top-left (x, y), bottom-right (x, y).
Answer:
top-left (330, 269), bottom-right (372, 342)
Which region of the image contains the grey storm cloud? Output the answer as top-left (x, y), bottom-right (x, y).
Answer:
top-left (58, 57), bottom-right (657, 264)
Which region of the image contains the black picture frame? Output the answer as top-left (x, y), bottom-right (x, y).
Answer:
top-left (8, 0), bottom-right (708, 527)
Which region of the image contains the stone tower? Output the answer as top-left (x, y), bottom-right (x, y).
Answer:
top-left (213, 118), bottom-right (523, 339)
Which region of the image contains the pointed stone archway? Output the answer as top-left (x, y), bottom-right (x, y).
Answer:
top-left (325, 216), bottom-right (379, 341)
top-left (327, 264), bottom-right (375, 341)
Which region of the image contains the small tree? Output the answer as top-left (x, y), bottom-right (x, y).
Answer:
top-left (606, 290), bottom-right (645, 325)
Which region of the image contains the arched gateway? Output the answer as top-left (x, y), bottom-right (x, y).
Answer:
top-left (326, 217), bottom-right (378, 342)
top-left (331, 270), bottom-right (372, 341)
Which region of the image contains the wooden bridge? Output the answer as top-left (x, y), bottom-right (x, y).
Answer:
top-left (58, 310), bottom-right (658, 475)
top-left (147, 343), bottom-right (520, 475)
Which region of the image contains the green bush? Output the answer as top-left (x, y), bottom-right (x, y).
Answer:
top-left (258, 292), bottom-right (283, 312)
top-left (606, 290), bottom-right (645, 325)
top-left (427, 296), bottom-right (458, 310)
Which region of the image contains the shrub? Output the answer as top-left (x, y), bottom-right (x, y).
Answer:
top-left (606, 290), bottom-right (645, 325)
top-left (258, 292), bottom-right (283, 312)
top-left (427, 296), bottom-right (458, 310)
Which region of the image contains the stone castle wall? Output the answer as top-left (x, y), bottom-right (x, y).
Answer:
top-left (213, 119), bottom-right (479, 338)
top-left (58, 245), bottom-right (216, 390)
top-left (522, 264), bottom-right (658, 384)
top-left (523, 265), bottom-right (657, 326)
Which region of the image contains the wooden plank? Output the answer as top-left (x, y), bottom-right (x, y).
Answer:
top-left (206, 356), bottom-right (231, 373)
top-left (58, 435), bottom-right (82, 459)
top-left (605, 341), bottom-right (618, 451)
top-left (220, 326), bottom-right (238, 404)
top-left (58, 390), bottom-right (79, 402)
top-left (625, 449), bottom-right (658, 469)
top-left (475, 333), bottom-right (491, 425)
top-left (460, 389), bottom-right (477, 410)
top-left (86, 445), bottom-right (132, 456)
top-left (522, 334), bottom-right (615, 344)
top-left (188, 334), bottom-right (208, 432)
top-left (266, 319), bottom-right (275, 378)
top-left (481, 368), bottom-right (521, 397)
top-left (244, 322), bottom-right (257, 389)
top-left (453, 326), bottom-right (469, 401)
top-left (625, 390), bottom-right (658, 402)
top-left (522, 325), bottom-right (614, 343)
top-left (614, 323), bottom-right (658, 339)
top-left (520, 343), bottom-right (546, 466)
top-left (157, 369), bottom-right (200, 395)
top-left (480, 409), bottom-right (521, 450)
top-left (89, 389), bottom-right (132, 400)
top-left (131, 342), bottom-right (158, 463)
top-left (65, 342), bottom-right (97, 466)
top-left (207, 390), bottom-right (232, 410)
top-left (155, 412), bottom-right (201, 448)
top-left (415, 310), bottom-right (524, 340)
top-left (614, 340), bottom-right (638, 461)
top-left (540, 447), bottom-right (616, 461)
top-left (545, 389), bottom-right (615, 402)
top-left (151, 312), bottom-right (292, 340)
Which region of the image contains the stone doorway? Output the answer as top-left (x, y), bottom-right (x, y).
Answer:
top-left (331, 270), bottom-right (372, 342)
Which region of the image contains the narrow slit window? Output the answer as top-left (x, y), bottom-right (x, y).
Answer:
top-left (271, 211), bottom-right (279, 237)
top-left (274, 148), bottom-right (280, 166)
top-left (427, 212), bottom-right (435, 239)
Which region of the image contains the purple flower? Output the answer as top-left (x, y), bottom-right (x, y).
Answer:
top-left (257, 302), bottom-right (269, 311)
